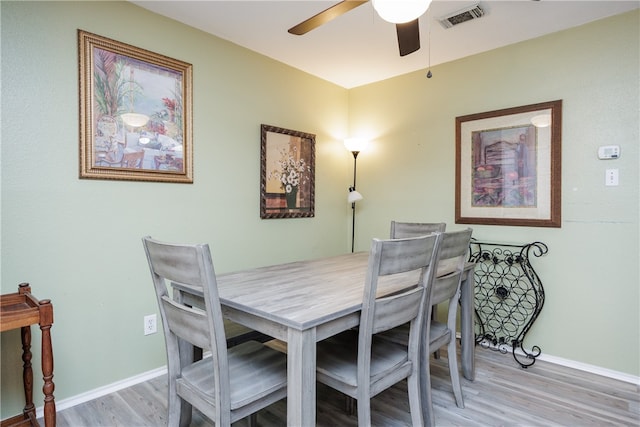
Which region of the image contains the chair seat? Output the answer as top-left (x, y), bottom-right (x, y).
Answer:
top-left (317, 330), bottom-right (410, 389)
top-left (428, 320), bottom-right (451, 350)
top-left (378, 320), bottom-right (452, 350)
top-left (178, 340), bottom-right (287, 410)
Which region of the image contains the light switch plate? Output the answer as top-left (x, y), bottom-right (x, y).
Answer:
top-left (605, 169), bottom-right (619, 186)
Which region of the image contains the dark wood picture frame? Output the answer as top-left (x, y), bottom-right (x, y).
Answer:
top-left (455, 100), bottom-right (562, 227)
top-left (79, 30), bottom-right (193, 183)
top-left (260, 124), bottom-right (315, 219)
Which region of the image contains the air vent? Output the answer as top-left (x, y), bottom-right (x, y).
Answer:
top-left (438, 3), bottom-right (485, 29)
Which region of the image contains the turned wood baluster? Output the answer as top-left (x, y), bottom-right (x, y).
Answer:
top-left (17, 283), bottom-right (37, 423)
top-left (39, 299), bottom-right (56, 427)
top-left (21, 324), bottom-right (35, 420)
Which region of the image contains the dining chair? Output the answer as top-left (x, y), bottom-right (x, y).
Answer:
top-left (380, 228), bottom-right (473, 426)
top-left (142, 236), bottom-right (287, 427)
top-left (315, 233), bottom-right (443, 427)
top-left (390, 220), bottom-right (447, 346)
top-left (121, 149), bottom-right (145, 168)
top-left (390, 220), bottom-right (446, 238)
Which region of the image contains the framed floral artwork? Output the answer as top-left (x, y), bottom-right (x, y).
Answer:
top-left (78, 30), bottom-right (193, 183)
top-left (260, 124), bottom-right (315, 219)
top-left (455, 100), bottom-right (562, 227)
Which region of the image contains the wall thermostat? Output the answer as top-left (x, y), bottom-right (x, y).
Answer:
top-left (598, 145), bottom-right (620, 159)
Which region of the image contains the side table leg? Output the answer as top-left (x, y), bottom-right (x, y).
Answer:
top-left (21, 325), bottom-right (35, 421)
top-left (39, 300), bottom-right (56, 427)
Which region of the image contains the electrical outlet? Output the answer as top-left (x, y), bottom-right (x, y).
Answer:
top-left (144, 314), bottom-right (157, 335)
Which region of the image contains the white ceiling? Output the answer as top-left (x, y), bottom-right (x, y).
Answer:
top-left (130, 1), bottom-right (639, 88)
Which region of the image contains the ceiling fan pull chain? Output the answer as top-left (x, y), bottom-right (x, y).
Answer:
top-left (427, 9), bottom-right (433, 78)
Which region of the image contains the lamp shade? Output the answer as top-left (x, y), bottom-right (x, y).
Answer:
top-left (348, 187), bottom-right (363, 203)
top-left (344, 138), bottom-right (368, 153)
top-left (372, 0), bottom-right (431, 24)
top-left (531, 114), bottom-right (551, 128)
top-left (121, 113), bottom-right (150, 128)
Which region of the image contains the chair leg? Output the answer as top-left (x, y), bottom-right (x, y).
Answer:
top-left (167, 393), bottom-right (192, 427)
top-left (345, 395), bottom-right (356, 415)
top-left (407, 370), bottom-right (425, 427)
top-left (178, 399), bottom-right (192, 427)
top-left (420, 358), bottom-right (436, 427)
top-left (447, 338), bottom-right (464, 408)
top-left (166, 379), bottom-right (180, 427)
top-left (248, 412), bottom-right (258, 427)
top-left (356, 397), bottom-right (371, 427)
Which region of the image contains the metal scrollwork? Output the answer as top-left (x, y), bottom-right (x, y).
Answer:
top-left (469, 240), bottom-right (548, 368)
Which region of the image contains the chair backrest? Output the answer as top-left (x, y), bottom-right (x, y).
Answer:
top-left (390, 221), bottom-right (446, 239)
top-left (431, 228), bottom-right (473, 306)
top-left (102, 141), bottom-right (126, 164)
top-left (122, 150), bottom-right (145, 168)
top-left (358, 233), bottom-right (442, 369)
top-left (142, 236), bottom-right (231, 412)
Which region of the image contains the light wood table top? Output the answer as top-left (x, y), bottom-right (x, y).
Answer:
top-left (175, 252), bottom-right (476, 426)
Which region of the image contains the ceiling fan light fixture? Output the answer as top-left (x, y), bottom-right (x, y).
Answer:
top-left (121, 112), bottom-right (150, 128)
top-left (372, 0), bottom-right (431, 24)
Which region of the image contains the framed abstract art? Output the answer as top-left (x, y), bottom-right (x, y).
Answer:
top-left (456, 100), bottom-right (562, 227)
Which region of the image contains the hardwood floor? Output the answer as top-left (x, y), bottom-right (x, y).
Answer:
top-left (46, 345), bottom-right (639, 426)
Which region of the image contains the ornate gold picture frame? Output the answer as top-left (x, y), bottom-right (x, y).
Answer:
top-left (79, 30), bottom-right (193, 183)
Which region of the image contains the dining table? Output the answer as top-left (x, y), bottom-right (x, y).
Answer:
top-left (174, 251), bottom-right (476, 427)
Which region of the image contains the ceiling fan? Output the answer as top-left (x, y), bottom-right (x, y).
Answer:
top-left (288, 0), bottom-right (432, 57)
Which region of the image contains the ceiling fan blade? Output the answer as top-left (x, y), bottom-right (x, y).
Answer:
top-left (396, 19), bottom-right (420, 56)
top-left (288, 0), bottom-right (368, 35)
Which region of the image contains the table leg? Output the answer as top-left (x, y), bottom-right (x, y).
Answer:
top-left (286, 328), bottom-right (316, 427)
top-left (460, 267), bottom-right (475, 381)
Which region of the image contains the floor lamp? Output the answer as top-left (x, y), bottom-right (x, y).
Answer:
top-left (344, 138), bottom-right (366, 252)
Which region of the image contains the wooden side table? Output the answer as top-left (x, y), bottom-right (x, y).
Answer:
top-left (0, 283), bottom-right (55, 427)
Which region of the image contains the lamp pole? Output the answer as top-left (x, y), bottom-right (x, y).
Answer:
top-left (350, 150), bottom-right (359, 253)
top-left (344, 137), bottom-right (366, 253)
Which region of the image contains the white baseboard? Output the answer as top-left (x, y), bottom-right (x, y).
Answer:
top-left (533, 352), bottom-right (640, 385)
top-left (470, 335), bottom-right (640, 386)
top-left (35, 344), bottom-right (640, 418)
top-left (35, 366), bottom-right (167, 419)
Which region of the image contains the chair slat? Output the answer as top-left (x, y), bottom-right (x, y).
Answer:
top-left (390, 221), bottom-right (446, 239)
top-left (377, 236), bottom-right (438, 276)
top-left (161, 296), bottom-right (211, 351)
top-left (372, 287), bottom-right (422, 334)
top-left (431, 273), bottom-right (461, 306)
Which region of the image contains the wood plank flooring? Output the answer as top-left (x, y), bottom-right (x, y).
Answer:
top-left (46, 345), bottom-right (639, 426)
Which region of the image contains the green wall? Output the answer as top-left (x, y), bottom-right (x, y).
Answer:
top-left (348, 10), bottom-right (639, 375)
top-left (1, 0), bottom-right (638, 419)
top-left (1, 1), bottom-right (350, 417)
